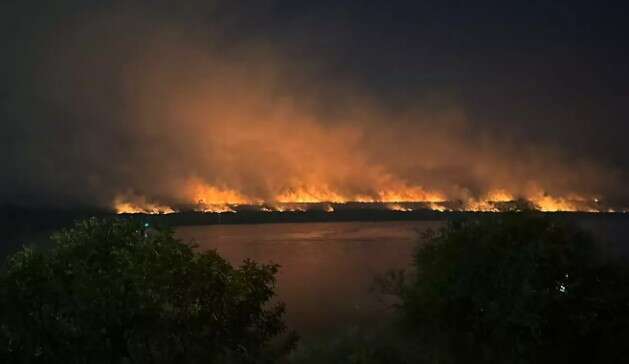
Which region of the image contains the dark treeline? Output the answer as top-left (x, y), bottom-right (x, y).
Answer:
top-left (4, 203), bottom-right (626, 237)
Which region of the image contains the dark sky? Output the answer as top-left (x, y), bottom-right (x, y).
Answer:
top-left (2, 0), bottom-right (629, 210)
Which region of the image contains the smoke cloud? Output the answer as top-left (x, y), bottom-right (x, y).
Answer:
top-left (2, 1), bottom-right (628, 212)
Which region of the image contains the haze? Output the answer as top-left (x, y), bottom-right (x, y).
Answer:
top-left (2, 1), bottom-right (628, 212)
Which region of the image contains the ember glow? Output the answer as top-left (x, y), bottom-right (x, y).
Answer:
top-left (387, 204), bottom-right (413, 212)
top-left (113, 183), bottom-right (610, 214)
top-left (113, 196), bottom-right (175, 215)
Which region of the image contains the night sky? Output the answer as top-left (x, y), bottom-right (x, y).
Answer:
top-left (2, 1), bottom-right (629, 211)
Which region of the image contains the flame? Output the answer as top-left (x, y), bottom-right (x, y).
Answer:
top-left (463, 189), bottom-right (514, 212)
top-left (387, 203), bottom-right (413, 212)
top-left (429, 202), bottom-right (447, 212)
top-left (112, 182), bottom-right (608, 214)
top-left (524, 186), bottom-right (597, 212)
top-left (114, 196), bottom-right (176, 214)
top-left (529, 193), bottom-right (597, 212)
top-left (274, 184), bottom-right (445, 204)
top-left (533, 196), bottom-right (579, 212)
top-left (195, 204), bottom-right (237, 213)
top-left (376, 188), bottom-right (446, 203)
top-left (271, 204), bottom-right (307, 212)
top-left (275, 186), bottom-right (346, 203)
top-left (183, 179), bottom-right (247, 213)
top-left (188, 180), bottom-right (250, 205)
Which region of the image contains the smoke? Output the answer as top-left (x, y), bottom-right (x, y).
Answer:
top-left (2, 1), bottom-right (627, 212)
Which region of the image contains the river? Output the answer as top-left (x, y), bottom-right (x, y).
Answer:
top-left (176, 220), bottom-right (442, 335)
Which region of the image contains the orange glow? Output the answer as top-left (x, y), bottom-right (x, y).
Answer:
top-left (529, 193), bottom-right (595, 212)
top-left (275, 186), bottom-right (347, 203)
top-left (271, 204), bottom-right (307, 212)
top-left (274, 184), bottom-right (445, 204)
top-left (486, 189), bottom-right (515, 202)
top-left (195, 204), bottom-right (237, 213)
top-left (430, 203), bottom-right (448, 212)
top-left (184, 179), bottom-right (248, 212)
top-left (524, 186), bottom-right (597, 212)
top-left (43, 17), bottom-right (623, 217)
top-left (462, 189), bottom-right (514, 212)
top-left (387, 203), bottom-right (413, 212)
top-left (114, 196), bottom-right (176, 214)
top-left (376, 187), bottom-right (447, 203)
top-left (187, 180), bottom-right (250, 205)
top-left (113, 183), bottom-right (607, 214)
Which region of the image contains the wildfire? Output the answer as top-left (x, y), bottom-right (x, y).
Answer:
top-left (112, 181), bottom-right (609, 214)
top-left (522, 186), bottom-right (599, 212)
top-left (186, 179), bottom-right (248, 213)
top-left (376, 188), bottom-right (446, 203)
top-left (272, 182), bottom-right (447, 204)
top-left (271, 204), bottom-right (307, 212)
top-left (276, 186), bottom-right (346, 203)
top-left (188, 180), bottom-right (250, 205)
top-left (195, 204), bottom-right (237, 213)
top-left (529, 194), bottom-right (598, 212)
top-left (460, 189), bottom-right (602, 213)
top-left (387, 203), bottom-right (413, 212)
top-left (464, 189), bottom-right (515, 212)
top-left (114, 196), bottom-right (176, 214)
top-left (428, 202), bottom-right (447, 212)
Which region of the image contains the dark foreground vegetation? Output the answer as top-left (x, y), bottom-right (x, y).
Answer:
top-left (1, 214), bottom-right (629, 363)
top-left (0, 219), bottom-right (295, 363)
top-left (392, 214), bottom-right (629, 363)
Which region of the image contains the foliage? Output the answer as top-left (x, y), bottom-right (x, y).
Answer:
top-left (286, 324), bottom-right (425, 364)
top-left (0, 218), bottom-right (292, 363)
top-left (397, 213), bottom-right (629, 363)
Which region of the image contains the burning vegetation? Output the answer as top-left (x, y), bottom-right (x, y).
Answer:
top-left (114, 184), bottom-right (614, 214)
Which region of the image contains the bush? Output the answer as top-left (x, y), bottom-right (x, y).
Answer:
top-left (0, 218), bottom-right (292, 363)
top-left (397, 213), bottom-right (629, 363)
top-left (286, 324), bottom-right (425, 364)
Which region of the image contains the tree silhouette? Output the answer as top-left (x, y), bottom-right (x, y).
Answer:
top-left (0, 218), bottom-right (293, 363)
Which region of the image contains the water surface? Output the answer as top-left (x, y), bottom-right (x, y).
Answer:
top-left (176, 221), bottom-right (442, 334)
